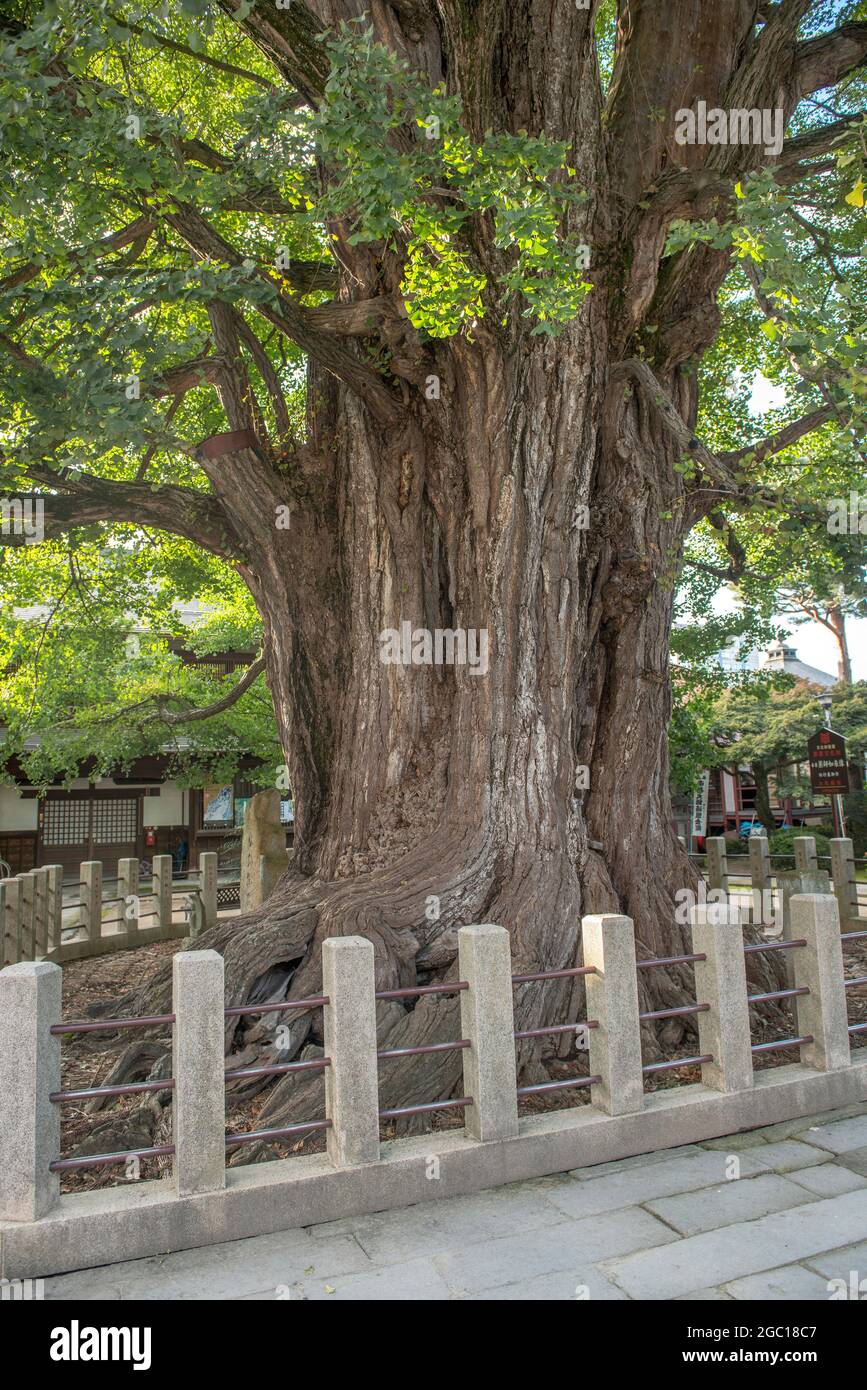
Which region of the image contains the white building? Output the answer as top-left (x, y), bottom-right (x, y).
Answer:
top-left (759, 640), bottom-right (836, 687)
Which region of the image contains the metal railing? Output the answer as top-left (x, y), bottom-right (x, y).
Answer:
top-left (46, 990), bottom-right (333, 1171)
top-left (375, 980), bottom-right (473, 1121)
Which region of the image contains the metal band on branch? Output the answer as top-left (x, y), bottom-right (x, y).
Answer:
top-left (194, 428), bottom-right (260, 460)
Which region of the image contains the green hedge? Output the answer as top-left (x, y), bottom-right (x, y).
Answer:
top-left (767, 825), bottom-right (835, 870)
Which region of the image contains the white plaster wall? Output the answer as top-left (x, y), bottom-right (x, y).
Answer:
top-left (0, 784), bottom-right (38, 831)
top-left (141, 783), bottom-right (185, 827)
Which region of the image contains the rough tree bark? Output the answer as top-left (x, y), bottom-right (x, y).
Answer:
top-left (751, 761), bottom-right (778, 839)
top-left (827, 603), bottom-right (853, 685)
top-left (36, 0), bottom-right (865, 1150)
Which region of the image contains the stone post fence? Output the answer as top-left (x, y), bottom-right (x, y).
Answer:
top-left (1, 897), bottom-right (864, 1279)
top-left (1, 852), bottom-right (222, 968)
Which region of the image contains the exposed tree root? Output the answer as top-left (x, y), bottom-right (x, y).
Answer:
top-left (74, 836), bottom-right (787, 1166)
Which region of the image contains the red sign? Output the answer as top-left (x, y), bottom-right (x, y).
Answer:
top-left (807, 728), bottom-right (849, 795)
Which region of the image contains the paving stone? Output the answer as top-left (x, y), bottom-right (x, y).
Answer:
top-left (746, 1139), bottom-right (829, 1172)
top-left (571, 1144), bottom-right (703, 1180)
top-left (323, 1184), bottom-right (565, 1265)
top-left (434, 1207), bottom-right (677, 1295)
top-left (799, 1114), bottom-right (867, 1154)
top-left (305, 1214), bottom-right (370, 1241)
top-left (675, 1287), bottom-right (734, 1301)
top-left (601, 1188), bottom-right (867, 1301)
top-left (468, 1265), bottom-right (629, 1300)
top-left (700, 1131), bottom-right (768, 1151)
top-left (45, 1228), bottom-right (371, 1302)
top-left (834, 1145), bottom-right (867, 1177)
top-left (724, 1264), bottom-right (835, 1301)
top-left (547, 1149), bottom-right (769, 1221)
top-left (40, 1101), bottom-right (867, 1302)
top-left (513, 1172), bottom-right (574, 1195)
top-left (176, 1229), bottom-right (372, 1300)
top-left (44, 1258), bottom-right (182, 1302)
top-left (645, 1174), bottom-right (814, 1236)
top-left (785, 1163), bottom-right (867, 1197)
top-left (805, 1240), bottom-right (867, 1292)
top-left (45, 1278), bottom-right (125, 1301)
top-left (232, 1288), bottom-right (288, 1300)
top-left (294, 1256), bottom-right (454, 1301)
top-left (742, 1102), bottom-right (867, 1145)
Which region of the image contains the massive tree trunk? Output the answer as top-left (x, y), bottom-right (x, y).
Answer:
top-left (94, 0), bottom-right (858, 1141)
top-left (123, 342), bottom-right (722, 1141)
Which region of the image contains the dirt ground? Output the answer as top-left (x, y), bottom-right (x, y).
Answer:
top-left (56, 930), bottom-right (867, 1195)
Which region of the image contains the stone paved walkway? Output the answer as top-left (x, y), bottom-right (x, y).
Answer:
top-left (43, 1102), bottom-right (867, 1301)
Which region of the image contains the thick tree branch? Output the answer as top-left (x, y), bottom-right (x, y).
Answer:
top-left (164, 204), bottom-right (403, 423)
top-left (52, 655), bottom-right (266, 731)
top-left (610, 359), bottom-right (740, 491)
top-left (794, 22), bottom-right (867, 97)
top-left (135, 395), bottom-right (183, 482)
top-left (719, 407), bottom-right (834, 466)
top-left (148, 655), bottom-right (266, 725)
top-left (228, 307), bottom-right (293, 442)
top-left (622, 5), bottom-right (865, 351)
top-left (0, 216), bottom-right (155, 296)
top-left (217, 0), bottom-right (330, 105)
top-left (775, 114), bottom-right (864, 178)
top-left (0, 478), bottom-right (242, 559)
top-left (705, 510), bottom-right (749, 583)
top-left (268, 259), bottom-right (339, 297)
top-left (108, 12), bottom-right (280, 91)
top-left (608, 364), bottom-right (843, 532)
top-left (740, 260), bottom-right (867, 464)
top-left (150, 355), bottom-right (226, 397)
top-left (171, 138), bottom-right (320, 221)
top-left (40, 59), bottom-right (316, 230)
top-left (205, 300), bottom-right (259, 439)
top-left (684, 556), bottom-right (737, 582)
top-left (650, 112), bottom-right (863, 226)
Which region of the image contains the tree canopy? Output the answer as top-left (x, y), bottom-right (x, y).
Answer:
top-left (4, 0), bottom-right (867, 1156)
top-left (1, 0), bottom-right (865, 806)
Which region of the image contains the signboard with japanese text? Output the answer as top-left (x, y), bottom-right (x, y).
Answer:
top-left (808, 728), bottom-right (849, 796)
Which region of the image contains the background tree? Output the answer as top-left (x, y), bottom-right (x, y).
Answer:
top-left (668, 559), bottom-right (779, 795)
top-left (2, 0), bottom-right (866, 1143)
top-left (709, 676), bottom-right (826, 836)
top-left (701, 676), bottom-right (867, 840)
top-left (0, 532), bottom-right (280, 790)
top-left (686, 432), bottom-right (867, 682)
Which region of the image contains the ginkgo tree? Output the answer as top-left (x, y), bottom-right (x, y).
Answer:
top-left (2, 0), bottom-right (866, 1141)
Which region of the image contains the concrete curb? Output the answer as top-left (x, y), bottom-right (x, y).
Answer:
top-left (3, 1058), bottom-right (865, 1280)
